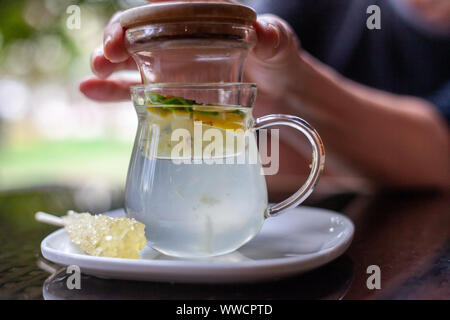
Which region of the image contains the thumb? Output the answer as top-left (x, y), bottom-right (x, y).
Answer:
top-left (252, 14), bottom-right (301, 63)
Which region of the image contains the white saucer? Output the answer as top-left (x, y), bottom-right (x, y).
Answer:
top-left (41, 206), bottom-right (354, 283)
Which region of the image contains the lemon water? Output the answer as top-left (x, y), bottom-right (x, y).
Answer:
top-left (125, 105), bottom-right (268, 257)
top-left (125, 154), bottom-right (267, 257)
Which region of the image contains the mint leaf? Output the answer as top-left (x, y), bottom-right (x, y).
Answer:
top-left (148, 93), bottom-right (197, 106)
top-left (228, 109), bottom-right (246, 118)
top-left (148, 93), bottom-right (166, 104)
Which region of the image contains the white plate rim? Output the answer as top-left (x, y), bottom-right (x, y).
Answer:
top-left (40, 206), bottom-right (354, 282)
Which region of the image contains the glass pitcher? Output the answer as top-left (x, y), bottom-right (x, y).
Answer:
top-left (125, 83), bottom-right (325, 258)
top-left (120, 3), bottom-right (325, 257)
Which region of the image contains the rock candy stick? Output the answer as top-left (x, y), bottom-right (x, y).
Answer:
top-left (36, 211), bottom-right (146, 259)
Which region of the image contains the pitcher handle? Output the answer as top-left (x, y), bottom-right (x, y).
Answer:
top-left (254, 114), bottom-right (325, 217)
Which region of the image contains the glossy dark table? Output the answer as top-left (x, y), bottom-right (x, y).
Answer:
top-left (0, 187), bottom-right (448, 300)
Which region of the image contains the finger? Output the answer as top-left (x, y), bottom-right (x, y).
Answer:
top-left (103, 14), bottom-right (129, 63)
top-left (91, 46), bottom-right (137, 78)
top-left (79, 77), bottom-right (139, 102)
top-left (252, 14), bottom-right (300, 62)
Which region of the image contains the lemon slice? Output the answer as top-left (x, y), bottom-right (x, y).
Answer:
top-left (193, 113), bottom-right (245, 131)
top-left (195, 116), bottom-right (245, 130)
top-left (147, 106), bottom-right (246, 131)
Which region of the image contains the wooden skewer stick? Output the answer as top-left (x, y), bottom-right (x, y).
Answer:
top-left (35, 211), bottom-right (65, 227)
top-left (36, 259), bottom-right (59, 274)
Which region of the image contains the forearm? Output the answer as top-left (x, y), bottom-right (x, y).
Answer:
top-left (288, 52), bottom-right (449, 188)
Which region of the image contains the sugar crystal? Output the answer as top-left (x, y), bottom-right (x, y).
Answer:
top-left (63, 212), bottom-right (146, 259)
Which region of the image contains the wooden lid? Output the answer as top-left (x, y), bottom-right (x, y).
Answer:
top-left (120, 2), bottom-right (257, 28)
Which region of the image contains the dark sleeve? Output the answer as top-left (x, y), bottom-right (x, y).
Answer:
top-left (243, 0), bottom-right (353, 59)
top-left (425, 81), bottom-right (450, 123)
top-left (243, 0), bottom-right (315, 31)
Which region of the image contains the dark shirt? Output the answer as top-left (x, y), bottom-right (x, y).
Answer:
top-left (244, 0), bottom-right (450, 121)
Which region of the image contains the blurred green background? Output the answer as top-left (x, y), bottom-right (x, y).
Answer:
top-left (0, 0), bottom-right (148, 213)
